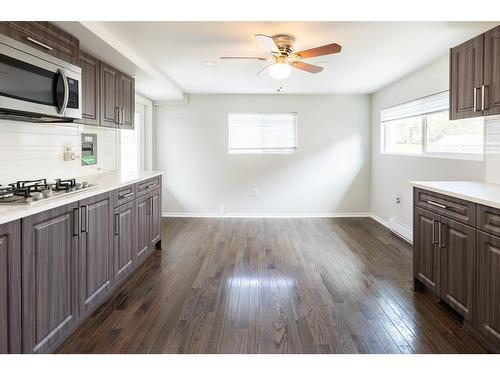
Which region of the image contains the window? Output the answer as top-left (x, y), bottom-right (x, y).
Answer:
top-left (228, 113), bottom-right (297, 154)
top-left (381, 91), bottom-right (484, 159)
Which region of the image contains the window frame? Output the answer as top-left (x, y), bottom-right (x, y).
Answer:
top-left (228, 112), bottom-right (299, 155)
top-left (380, 96), bottom-right (484, 161)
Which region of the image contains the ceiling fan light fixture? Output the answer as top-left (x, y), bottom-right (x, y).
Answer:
top-left (269, 63), bottom-right (292, 80)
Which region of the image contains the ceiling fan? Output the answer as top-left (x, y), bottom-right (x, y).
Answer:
top-left (220, 34), bottom-right (342, 79)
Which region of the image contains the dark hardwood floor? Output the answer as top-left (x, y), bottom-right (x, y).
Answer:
top-left (57, 217), bottom-right (488, 354)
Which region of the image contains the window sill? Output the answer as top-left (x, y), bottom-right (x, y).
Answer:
top-left (380, 152), bottom-right (483, 162)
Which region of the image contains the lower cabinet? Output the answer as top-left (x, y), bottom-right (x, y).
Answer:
top-left (1, 176), bottom-right (162, 353)
top-left (113, 200), bottom-right (136, 283)
top-left (0, 221), bottom-right (21, 354)
top-left (414, 206), bottom-right (475, 321)
top-left (439, 217), bottom-right (475, 321)
top-left (78, 193), bottom-right (113, 315)
top-left (476, 231), bottom-right (500, 348)
top-left (22, 203), bottom-right (79, 354)
top-left (414, 207), bottom-right (440, 294)
top-left (136, 194), bottom-right (151, 261)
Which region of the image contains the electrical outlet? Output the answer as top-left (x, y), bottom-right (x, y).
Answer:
top-left (219, 206), bottom-right (225, 215)
top-left (396, 194), bottom-right (401, 205)
top-left (251, 188), bottom-right (259, 197)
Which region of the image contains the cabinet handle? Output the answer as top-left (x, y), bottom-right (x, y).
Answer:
top-left (482, 85), bottom-right (487, 111)
top-left (427, 200), bottom-right (447, 209)
top-left (85, 205), bottom-right (89, 233)
top-left (145, 183), bottom-right (157, 190)
top-left (26, 36), bottom-right (53, 51)
top-left (114, 213), bottom-right (120, 235)
top-left (438, 222), bottom-right (446, 248)
top-left (73, 208), bottom-right (80, 236)
top-left (115, 107), bottom-right (120, 125)
top-left (150, 197), bottom-right (153, 215)
top-left (121, 107), bottom-right (125, 125)
top-left (119, 192), bottom-right (134, 199)
top-left (473, 87), bottom-right (478, 112)
top-left (432, 220), bottom-right (438, 244)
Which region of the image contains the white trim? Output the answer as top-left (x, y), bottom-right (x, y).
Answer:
top-left (370, 213), bottom-right (388, 227)
top-left (163, 212), bottom-right (372, 219)
top-left (388, 218), bottom-right (413, 243)
top-left (371, 213), bottom-right (413, 244)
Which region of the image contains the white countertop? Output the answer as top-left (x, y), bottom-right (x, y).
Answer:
top-left (411, 181), bottom-right (500, 209)
top-left (0, 171), bottom-right (163, 225)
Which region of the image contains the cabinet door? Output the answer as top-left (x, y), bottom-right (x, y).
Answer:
top-left (476, 231), bottom-right (500, 348)
top-left (118, 72), bottom-right (135, 130)
top-left (136, 194), bottom-right (151, 261)
top-left (100, 62), bottom-right (119, 128)
top-left (414, 206), bottom-right (440, 293)
top-left (79, 193), bottom-right (113, 315)
top-left (113, 201), bottom-right (136, 283)
top-left (150, 190), bottom-right (161, 249)
top-left (79, 51), bottom-right (100, 126)
top-left (484, 25), bottom-right (500, 116)
top-left (0, 221), bottom-right (21, 354)
top-left (0, 22), bottom-right (80, 65)
top-left (439, 217), bottom-right (475, 320)
top-left (22, 203), bottom-right (79, 354)
top-left (450, 34), bottom-right (484, 120)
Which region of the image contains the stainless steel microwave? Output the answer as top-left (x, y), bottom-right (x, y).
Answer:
top-left (0, 34), bottom-right (82, 122)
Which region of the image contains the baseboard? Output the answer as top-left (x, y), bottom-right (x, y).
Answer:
top-left (162, 212), bottom-right (372, 219)
top-left (370, 213), bottom-right (413, 244)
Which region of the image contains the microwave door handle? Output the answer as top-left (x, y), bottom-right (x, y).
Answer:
top-left (57, 69), bottom-right (69, 115)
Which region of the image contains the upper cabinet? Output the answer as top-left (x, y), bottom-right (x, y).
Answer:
top-left (118, 72), bottom-right (135, 130)
top-left (79, 52), bottom-right (101, 126)
top-left (0, 22), bottom-right (79, 65)
top-left (450, 24), bottom-right (500, 120)
top-left (100, 62), bottom-right (120, 128)
top-left (484, 26), bottom-right (500, 117)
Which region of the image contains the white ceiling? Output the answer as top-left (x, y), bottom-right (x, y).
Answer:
top-left (62, 21), bottom-right (499, 100)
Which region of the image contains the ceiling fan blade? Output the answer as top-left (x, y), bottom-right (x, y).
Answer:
top-left (295, 43), bottom-right (342, 59)
top-left (220, 56), bottom-right (267, 61)
top-left (256, 63), bottom-right (274, 76)
top-left (292, 61), bottom-right (323, 74)
top-left (255, 34), bottom-right (278, 52)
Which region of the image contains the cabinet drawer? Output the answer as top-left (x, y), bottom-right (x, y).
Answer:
top-left (477, 204), bottom-right (500, 236)
top-left (414, 188), bottom-right (476, 226)
top-left (113, 184), bottom-right (136, 207)
top-left (0, 22), bottom-right (80, 65)
top-left (136, 176), bottom-right (161, 197)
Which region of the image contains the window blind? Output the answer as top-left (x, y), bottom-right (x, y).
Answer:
top-left (228, 113), bottom-right (297, 153)
top-left (380, 91), bottom-right (449, 122)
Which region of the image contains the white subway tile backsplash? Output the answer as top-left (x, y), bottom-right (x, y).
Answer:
top-left (0, 120), bottom-right (118, 185)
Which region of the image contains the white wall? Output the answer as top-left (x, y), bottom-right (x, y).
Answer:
top-left (155, 94), bottom-right (371, 216)
top-left (370, 55), bottom-right (485, 230)
top-left (0, 120), bottom-right (118, 185)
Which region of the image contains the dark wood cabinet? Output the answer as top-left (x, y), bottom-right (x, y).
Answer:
top-left (79, 51), bottom-right (100, 126)
top-left (151, 189), bottom-right (161, 249)
top-left (136, 194), bottom-right (151, 261)
top-left (0, 21), bottom-right (80, 65)
top-left (118, 72), bottom-right (135, 129)
top-left (99, 61), bottom-right (135, 129)
top-left (100, 62), bottom-right (119, 128)
top-left (113, 201), bottom-right (136, 283)
top-left (484, 25), bottom-right (500, 116)
top-left (0, 221), bottom-right (21, 354)
top-left (439, 217), bottom-right (475, 321)
top-left (450, 34), bottom-right (484, 120)
top-left (0, 175), bottom-right (161, 354)
top-left (78, 193), bottom-right (113, 315)
top-left (476, 231), bottom-right (500, 349)
top-left (22, 203), bottom-right (79, 353)
top-left (414, 207), bottom-right (440, 294)
top-left (450, 24), bottom-right (500, 120)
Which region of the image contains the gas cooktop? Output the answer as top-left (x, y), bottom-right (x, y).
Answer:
top-left (0, 178), bottom-right (98, 205)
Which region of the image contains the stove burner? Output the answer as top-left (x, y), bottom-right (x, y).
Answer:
top-left (54, 178), bottom-right (76, 191)
top-left (0, 185), bottom-right (15, 199)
